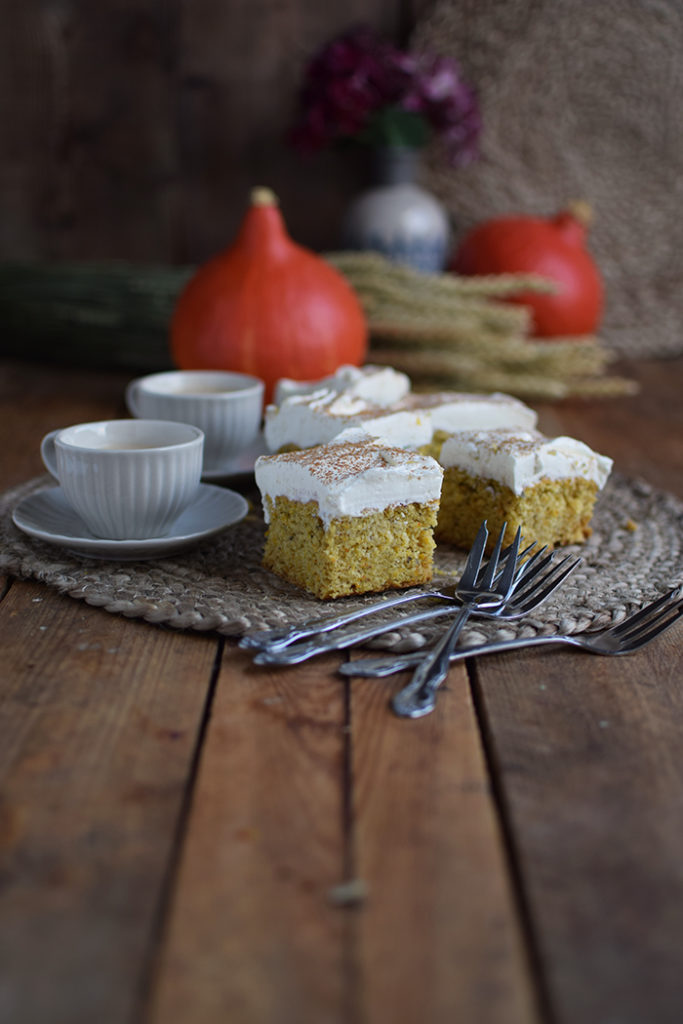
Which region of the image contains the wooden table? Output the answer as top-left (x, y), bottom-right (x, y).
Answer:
top-left (1, 356), bottom-right (682, 1024)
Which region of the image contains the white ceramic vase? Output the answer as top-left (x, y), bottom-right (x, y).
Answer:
top-left (342, 146), bottom-right (450, 273)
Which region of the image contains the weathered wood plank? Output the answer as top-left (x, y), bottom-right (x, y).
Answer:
top-left (148, 654), bottom-right (350, 1024)
top-left (349, 665), bottom-right (540, 1024)
top-left (0, 579), bottom-right (217, 1024)
top-left (0, 0), bottom-right (413, 263)
top-left (476, 355), bottom-right (683, 1023)
top-left (0, 361), bottom-right (131, 490)
top-left (0, 0), bottom-right (179, 261)
top-left (535, 358), bottom-right (683, 500)
top-left (473, 629), bottom-right (683, 1024)
top-left (174, 0), bottom-right (405, 259)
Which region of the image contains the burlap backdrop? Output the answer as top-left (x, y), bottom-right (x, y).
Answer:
top-left (415, 0), bottom-right (683, 358)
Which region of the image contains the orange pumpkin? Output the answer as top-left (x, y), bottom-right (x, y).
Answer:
top-left (171, 187), bottom-right (368, 403)
top-left (451, 202), bottom-right (603, 338)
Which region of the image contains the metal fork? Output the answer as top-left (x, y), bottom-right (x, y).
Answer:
top-left (253, 521), bottom-right (527, 667)
top-left (239, 532), bottom-right (535, 655)
top-left (251, 541), bottom-right (580, 667)
top-left (339, 587), bottom-right (683, 690)
top-left (390, 522), bottom-right (523, 718)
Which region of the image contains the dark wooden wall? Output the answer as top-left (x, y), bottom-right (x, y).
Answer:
top-left (0, 0), bottom-right (431, 265)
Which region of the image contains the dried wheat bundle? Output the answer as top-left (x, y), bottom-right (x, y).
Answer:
top-left (325, 251), bottom-right (637, 399)
top-left (366, 299), bottom-right (530, 335)
top-left (370, 325), bottom-right (614, 375)
top-left (327, 250), bottom-right (556, 298)
top-left (369, 347), bottom-right (638, 400)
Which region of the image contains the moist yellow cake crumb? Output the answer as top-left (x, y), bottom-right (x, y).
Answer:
top-left (263, 496), bottom-right (438, 599)
top-left (419, 428), bottom-right (450, 461)
top-left (435, 467), bottom-right (599, 552)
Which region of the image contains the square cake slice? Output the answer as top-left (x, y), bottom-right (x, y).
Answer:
top-left (272, 363), bottom-right (411, 407)
top-left (435, 429), bottom-right (613, 552)
top-left (264, 380), bottom-right (537, 456)
top-left (254, 441), bottom-right (443, 599)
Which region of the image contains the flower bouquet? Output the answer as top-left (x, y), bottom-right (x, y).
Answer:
top-left (289, 25), bottom-right (481, 168)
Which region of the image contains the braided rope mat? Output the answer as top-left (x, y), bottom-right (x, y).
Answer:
top-left (1, 473), bottom-right (681, 651)
top-left (415, 0), bottom-right (683, 358)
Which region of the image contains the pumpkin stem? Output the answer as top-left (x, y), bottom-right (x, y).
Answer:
top-left (553, 200), bottom-right (594, 246)
top-left (238, 186), bottom-right (290, 259)
top-left (565, 199), bottom-right (593, 227)
top-left (251, 186), bottom-right (279, 207)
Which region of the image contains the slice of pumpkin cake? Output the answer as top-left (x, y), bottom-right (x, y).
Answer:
top-left (435, 428), bottom-right (612, 552)
top-left (254, 440), bottom-right (443, 599)
top-left (264, 383), bottom-right (537, 456)
top-left (272, 363), bottom-right (411, 406)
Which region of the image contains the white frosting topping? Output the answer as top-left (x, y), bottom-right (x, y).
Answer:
top-left (264, 388), bottom-right (433, 451)
top-left (400, 391), bottom-right (538, 434)
top-left (265, 386), bottom-right (537, 453)
top-left (255, 441), bottom-right (443, 527)
top-left (439, 428), bottom-right (613, 494)
top-left (272, 364), bottom-right (411, 407)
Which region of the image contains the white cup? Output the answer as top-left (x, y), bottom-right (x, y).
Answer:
top-left (125, 370), bottom-right (264, 472)
top-left (41, 419), bottom-right (204, 539)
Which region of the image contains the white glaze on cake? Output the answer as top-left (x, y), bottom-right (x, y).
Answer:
top-left (264, 389), bottom-right (434, 451)
top-left (399, 391), bottom-right (538, 434)
top-left (265, 385), bottom-right (537, 454)
top-left (272, 364), bottom-right (411, 407)
top-left (255, 441), bottom-right (443, 527)
top-left (439, 428), bottom-right (613, 495)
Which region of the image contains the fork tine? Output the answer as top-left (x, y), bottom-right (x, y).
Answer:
top-left (512, 544), bottom-right (549, 584)
top-left (477, 539), bottom-right (537, 585)
top-left (501, 537), bottom-right (537, 568)
top-left (511, 556), bottom-right (581, 612)
top-left (616, 601), bottom-right (683, 651)
top-left (511, 549), bottom-right (557, 596)
top-left (459, 520), bottom-right (489, 589)
top-left (477, 540), bottom-right (538, 591)
top-left (607, 588), bottom-right (683, 638)
top-left (496, 525), bottom-right (522, 596)
top-left (612, 594), bottom-right (683, 642)
top-left (480, 522), bottom-right (508, 588)
top-left (515, 552), bottom-right (580, 596)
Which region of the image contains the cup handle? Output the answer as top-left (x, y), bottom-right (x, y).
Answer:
top-left (125, 380), bottom-right (142, 416)
top-left (40, 430), bottom-right (61, 480)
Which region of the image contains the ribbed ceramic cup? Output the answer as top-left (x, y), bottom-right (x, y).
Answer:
top-left (41, 419), bottom-right (204, 539)
top-left (125, 370), bottom-right (264, 472)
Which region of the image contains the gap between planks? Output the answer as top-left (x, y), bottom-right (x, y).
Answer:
top-left (148, 646), bottom-right (539, 1024)
top-left (467, 655), bottom-right (557, 1024)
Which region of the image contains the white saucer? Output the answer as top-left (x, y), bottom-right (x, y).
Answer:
top-left (202, 435), bottom-right (269, 480)
top-left (12, 483), bottom-right (249, 560)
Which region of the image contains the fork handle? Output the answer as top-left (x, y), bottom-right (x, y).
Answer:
top-left (252, 601), bottom-right (458, 666)
top-left (239, 588), bottom-right (441, 652)
top-left (391, 606), bottom-right (474, 718)
top-left (344, 634), bottom-right (562, 678)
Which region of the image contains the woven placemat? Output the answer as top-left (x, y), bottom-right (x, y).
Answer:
top-left (1, 473), bottom-right (681, 651)
top-left (415, 0), bottom-right (683, 358)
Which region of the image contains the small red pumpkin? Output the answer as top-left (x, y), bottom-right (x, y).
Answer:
top-left (451, 202), bottom-right (603, 337)
top-left (171, 187), bottom-right (368, 403)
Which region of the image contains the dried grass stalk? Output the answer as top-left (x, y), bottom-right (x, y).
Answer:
top-left (326, 250), bottom-right (556, 297)
top-left (324, 250), bottom-right (637, 400)
top-left (370, 347), bottom-right (637, 400)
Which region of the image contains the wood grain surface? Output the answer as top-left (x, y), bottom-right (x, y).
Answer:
top-left (473, 631), bottom-right (683, 1024)
top-left (0, 0), bottom-right (429, 262)
top-left (1, 356), bottom-right (682, 1024)
top-left (348, 668), bottom-right (539, 1024)
top-left (0, 578), bottom-right (218, 1024)
top-left (148, 656), bottom-right (350, 1024)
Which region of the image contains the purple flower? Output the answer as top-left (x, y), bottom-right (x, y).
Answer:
top-left (288, 25), bottom-right (481, 167)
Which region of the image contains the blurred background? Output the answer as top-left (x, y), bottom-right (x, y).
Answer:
top-left (0, 0), bottom-right (428, 263)
top-left (2, 0), bottom-right (682, 373)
